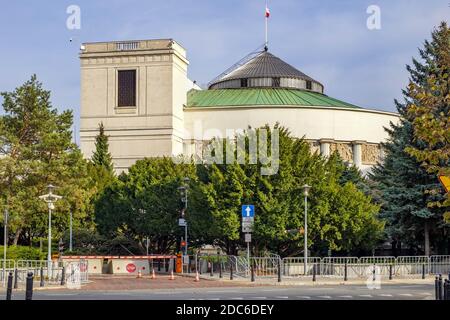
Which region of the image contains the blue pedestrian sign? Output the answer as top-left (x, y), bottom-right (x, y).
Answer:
top-left (241, 205), bottom-right (255, 218)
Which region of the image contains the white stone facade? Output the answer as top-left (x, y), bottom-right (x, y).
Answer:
top-left (79, 39), bottom-right (400, 174)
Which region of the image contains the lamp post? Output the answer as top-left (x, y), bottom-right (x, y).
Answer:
top-left (3, 208), bottom-right (7, 287)
top-left (39, 184), bottom-right (62, 269)
top-left (69, 210), bottom-right (73, 252)
top-left (178, 177), bottom-right (190, 257)
top-left (302, 184), bottom-right (311, 276)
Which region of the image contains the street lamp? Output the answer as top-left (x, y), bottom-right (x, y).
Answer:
top-left (302, 184), bottom-right (311, 276)
top-left (3, 208), bottom-right (8, 287)
top-left (178, 177), bottom-right (190, 257)
top-left (39, 184), bottom-right (62, 269)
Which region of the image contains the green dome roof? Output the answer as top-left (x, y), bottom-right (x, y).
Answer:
top-left (186, 88), bottom-right (361, 109)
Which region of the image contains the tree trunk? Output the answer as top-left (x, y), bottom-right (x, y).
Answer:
top-left (13, 229), bottom-right (21, 245)
top-left (424, 221), bottom-right (430, 256)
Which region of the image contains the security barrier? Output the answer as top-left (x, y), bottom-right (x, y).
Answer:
top-left (282, 257), bottom-right (321, 277)
top-left (0, 260), bottom-right (15, 287)
top-left (430, 255), bottom-right (450, 275)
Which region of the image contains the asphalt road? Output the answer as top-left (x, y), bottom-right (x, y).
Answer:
top-left (4, 283), bottom-right (434, 300)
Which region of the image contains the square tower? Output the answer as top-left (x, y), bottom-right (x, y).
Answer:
top-left (79, 39), bottom-right (188, 172)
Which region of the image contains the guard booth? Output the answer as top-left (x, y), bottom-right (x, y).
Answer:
top-left (62, 255), bottom-right (178, 275)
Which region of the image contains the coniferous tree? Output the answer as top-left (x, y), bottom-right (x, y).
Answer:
top-left (91, 122), bottom-right (113, 173)
top-left (370, 23), bottom-right (448, 255)
top-left (0, 75), bottom-right (94, 245)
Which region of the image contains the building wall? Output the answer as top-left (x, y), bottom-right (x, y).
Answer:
top-left (79, 39), bottom-right (189, 172)
top-left (183, 106), bottom-right (400, 174)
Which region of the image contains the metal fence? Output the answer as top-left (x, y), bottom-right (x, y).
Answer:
top-left (282, 257), bottom-right (321, 277)
top-left (201, 255), bottom-right (450, 280)
top-left (15, 260), bottom-right (65, 285)
top-left (1, 259), bottom-right (15, 286)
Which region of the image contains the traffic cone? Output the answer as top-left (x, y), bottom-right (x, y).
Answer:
top-left (169, 271), bottom-right (175, 280)
top-left (151, 268), bottom-right (156, 279)
top-left (194, 271), bottom-right (200, 282)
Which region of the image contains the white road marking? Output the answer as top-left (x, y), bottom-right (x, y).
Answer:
top-left (262, 289), bottom-right (287, 292)
top-left (207, 290), bottom-right (237, 293)
top-left (379, 294), bottom-right (393, 297)
top-left (399, 293), bottom-right (413, 297)
top-left (338, 295), bottom-right (353, 298)
top-left (251, 297), bottom-right (267, 299)
top-left (317, 295), bottom-right (332, 299)
top-left (231, 297), bottom-right (243, 300)
top-left (358, 294), bottom-right (373, 298)
top-left (297, 296), bottom-right (311, 299)
top-left (274, 296), bottom-right (289, 299)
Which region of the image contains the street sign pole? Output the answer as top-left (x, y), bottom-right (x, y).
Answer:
top-left (247, 241), bottom-right (250, 274)
top-left (241, 205), bottom-right (255, 277)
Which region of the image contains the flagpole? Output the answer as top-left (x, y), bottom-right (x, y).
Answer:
top-left (265, 1), bottom-right (268, 49)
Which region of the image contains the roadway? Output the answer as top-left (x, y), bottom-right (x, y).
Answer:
top-left (5, 283), bottom-right (434, 300)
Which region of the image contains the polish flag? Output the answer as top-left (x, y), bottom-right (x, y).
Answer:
top-left (265, 6), bottom-right (270, 18)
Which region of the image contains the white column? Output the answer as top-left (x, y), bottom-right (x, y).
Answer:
top-left (319, 139), bottom-right (333, 157)
top-left (352, 141), bottom-right (365, 169)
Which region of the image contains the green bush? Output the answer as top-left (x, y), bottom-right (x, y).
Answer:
top-left (0, 245), bottom-right (45, 260)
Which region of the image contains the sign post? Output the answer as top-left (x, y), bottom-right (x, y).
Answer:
top-left (438, 174), bottom-right (450, 193)
top-left (242, 205), bottom-right (255, 275)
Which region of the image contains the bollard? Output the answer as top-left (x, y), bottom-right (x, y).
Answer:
top-left (372, 264), bottom-right (376, 282)
top-left (230, 260), bottom-right (234, 281)
top-left (312, 263), bottom-right (316, 282)
top-left (251, 261), bottom-right (255, 282)
top-left (13, 268), bottom-right (18, 289)
top-left (438, 274), bottom-right (443, 300)
top-left (277, 259), bottom-right (281, 283)
top-left (60, 266), bottom-right (66, 286)
top-left (40, 267), bottom-right (44, 287)
top-left (218, 257), bottom-right (222, 279)
top-left (421, 263), bottom-right (425, 280)
top-left (344, 261), bottom-right (348, 281)
top-left (6, 272), bottom-right (13, 300)
top-left (447, 280), bottom-right (450, 301)
top-left (435, 276), bottom-right (439, 300)
top-left (443, 280), bottom-right (447, 301)
top-left (188, 256), bottom-right (191, 274)
top-left (25, 272), bottom-right (33, 301)
top-left (389, 264), bottom-right (393, 280)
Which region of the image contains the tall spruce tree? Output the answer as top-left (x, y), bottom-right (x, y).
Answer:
top-left (370, 23), bottom-right (448, 255)
top-left (91, 122), bottom-right (113, 173)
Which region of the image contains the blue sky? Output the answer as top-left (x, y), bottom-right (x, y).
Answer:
top-left (0, 0), bottom-right (448, 141)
